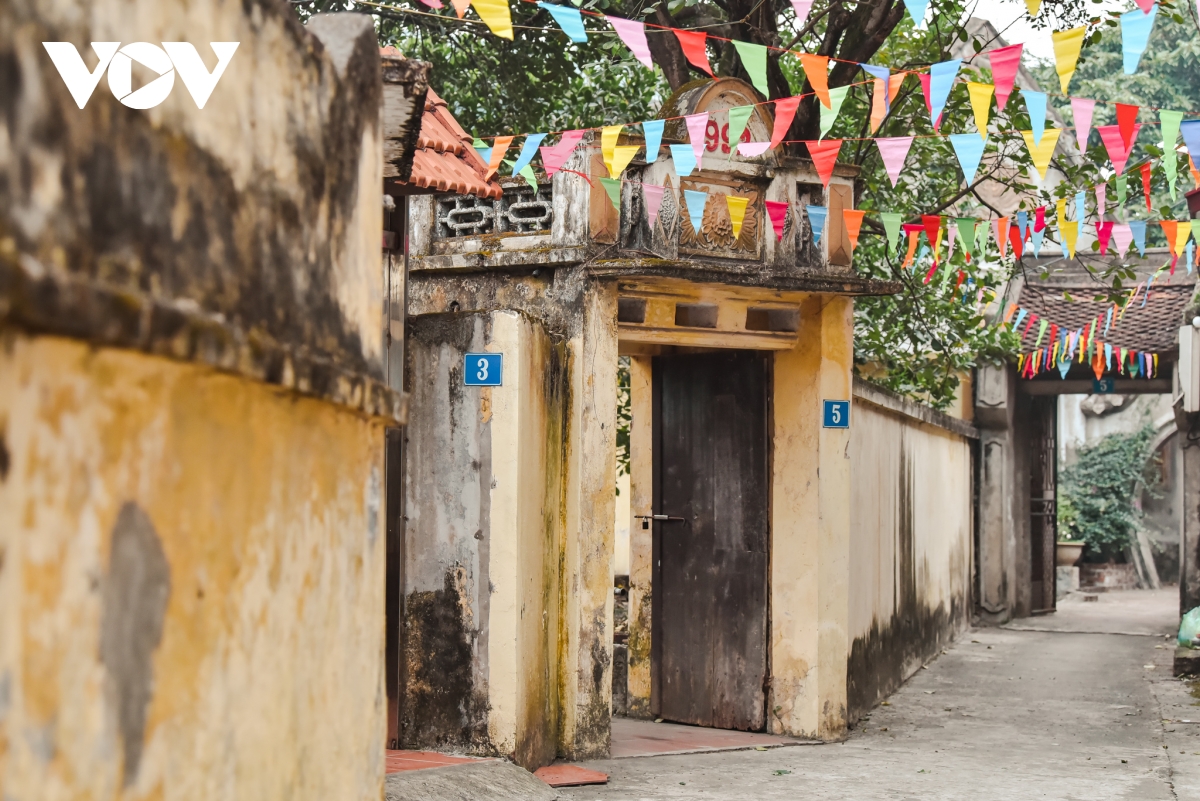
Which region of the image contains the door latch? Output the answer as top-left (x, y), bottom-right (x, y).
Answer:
top-left (634, 514), bottom-right (685, 529)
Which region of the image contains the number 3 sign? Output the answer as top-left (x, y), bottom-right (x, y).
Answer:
top-left (463, 353), bottom-right (503, 386)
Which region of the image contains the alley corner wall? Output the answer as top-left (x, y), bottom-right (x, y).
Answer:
top-left (1, 4), bottom-right (392, 798)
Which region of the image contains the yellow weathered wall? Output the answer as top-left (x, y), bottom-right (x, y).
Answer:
top-left (769, 295), bottom-right (854, 740)
top-left (625, 355), bottom-right (654, 720)
top-left (0, 333), bottom-right (387, 800)
top-left (846, 396), bottom-right (972, 721)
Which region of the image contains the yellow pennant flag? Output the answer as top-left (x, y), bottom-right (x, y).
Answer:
top-left (486, 135), bottom-right (514, 180)
top-left (1020, 128), bottom-right (1061, 182)
top-left (451, 0), bottom-right (471, 17)
top-left (609, 145), bottom-right (640, 179)
top-left (1025, 0), bottom-right (1041, 17)
top-left (967, 82), bottom-right (994, 139)
top-left (1055, 198), bottom-right (1068, 231)
top-left (472, 0), bottom-right (513, 39)
top-left (1062, 220), bottom-right (1079, 259)
top-left (1052, 27), bottom-right (1086, 93)
top-left (726, 195), bottom-right (749, 240)
top-left (1177, 221), bottom-right (1194, 254)
top-left (602, 125), bottom-right (623, 177)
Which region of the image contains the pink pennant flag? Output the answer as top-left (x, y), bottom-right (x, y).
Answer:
top-left (1096, 221), bottom-right (1114, 255)
top-left (765, 200), bottom-right (789, 241)
top-left (539, 130), bottom-right (585, 176)
top-left (737, 141), bottom-right (772, 157)
top-left (876, 136), bottom-right (914, 187)
top-left (1095, 183), bottom-right (1106, 218)
top-left (608, 16), bottom-right (653, 69)
top-left (987, 43), bottom-right (1023, 111)
top-left (1112, 223), bottom-right (1133, 258)
top-left (643, 183), bottom-right (666, 231)
top-left (771, 96), bottom-right (801, 149)
top-left (1133, 0), bottom-right (1155, 12)
top-left (1098, 124), bottom-right (1141, 175)
top-left (791, 0), bottom-right (815, 27)
top-left (685, 113), bottom-right (709, 169)
top-left (1071, 97), bottom-right (1095, 155)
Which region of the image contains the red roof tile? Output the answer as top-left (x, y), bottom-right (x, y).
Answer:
top-left (380, 47), bottom-right (500, 200)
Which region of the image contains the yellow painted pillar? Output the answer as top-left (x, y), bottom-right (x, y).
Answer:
top-left (558, 281), bottom-right (620, 759)
top-left (625, 355), bottom-right (654, 718)
top-left (769, 295), bottom-right (854, 739)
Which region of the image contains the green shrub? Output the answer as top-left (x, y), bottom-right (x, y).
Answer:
top-left (1057, 423), bottom-right (1158, 563)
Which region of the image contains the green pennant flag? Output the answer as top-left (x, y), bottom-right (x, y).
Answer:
top-left (1034, 319), bottom-right (1048, 349)
top-left (881, 212), bottom-right (902, 255)
top-left (518, 164), bottom-right (538, 191)
top-left (1116, 175), bottom-right (1128, 206)
top-left (726, 106), bottom-right (754, 160)
top-left (819, 85), bottom-right (851, 139)
top-left (1160, 110), bottom-right (1184, 200)
top-left (956, 217), bottom-right (976, 260)
top-left (599, 177), bottom-right (622, 211)
top-left (732, 40), bottom-right (770, 97)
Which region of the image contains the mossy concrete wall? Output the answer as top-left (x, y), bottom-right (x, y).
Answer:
top-left (0, 334), bottom-right (388, 799)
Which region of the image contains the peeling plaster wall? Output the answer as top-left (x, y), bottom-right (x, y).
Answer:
top-left (0, 333), bottom-right (387, 800)
top-left (402, 310), bottom-right (571, 769)
top-left (847, 400), bottom-right (973, 722)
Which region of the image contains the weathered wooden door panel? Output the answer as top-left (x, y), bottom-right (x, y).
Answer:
top-left (653, 351), bottom-right (769, 731)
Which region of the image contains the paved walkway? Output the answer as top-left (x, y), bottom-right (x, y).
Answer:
top-left (565, 590), bottom-right (1198, 800)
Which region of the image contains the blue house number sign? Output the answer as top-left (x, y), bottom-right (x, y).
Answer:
top-left (823, 400), bottom-right (850, 429)
top-left (464, 353), bottom-right (503, 386)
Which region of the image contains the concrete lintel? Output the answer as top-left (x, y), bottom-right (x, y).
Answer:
top-left (852, 378), bottom-right (979, 440)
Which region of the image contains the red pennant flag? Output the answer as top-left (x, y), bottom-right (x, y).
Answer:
top-left (1034, 206), bottom-right (1046, 232)
top-left (765, 200), bottom-right (789, 241)
top-left (917, 73), bottom-right (944, 129)
top-left (1022, 313), bottom-right (1038, 337)
top-left (1115, 103), bottom-right (1139, 150)
top-left (921, 215), bottom-right (941, 251)
top-left (1008, 223), bottom-right (1024, 259)
top-left (1140, 162), bottom-right (1153, 212)
top-left (1096, 221), bottom-right (1114, 255)
top-left (673, 30), bottom-right (713, 76)
top-left (805, 139), bottom-right (842, 187)
top-left (771, 97), bottom-right (801, 149)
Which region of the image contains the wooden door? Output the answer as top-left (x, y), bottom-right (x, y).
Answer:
top-left (1029, 396), bottom-right (1057, 613)
top-left (652, 351), bottom-right (770, 731)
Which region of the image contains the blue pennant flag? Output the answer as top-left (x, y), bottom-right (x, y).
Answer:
top-left (903, 0), bottom-right (929, 27)
top-left (949, 133), bottom-right (986, 184)
top-left (1130, 220), bottom-right (1147, 256)
top-left (807, 205), bottom-right (828, 244)
top-left (1105, 342), bottom-right (1113, 370)
top-left (860, 64), bottom-right (891, 112)
top-left (1030, 227), bottom-right (1046, 257)
top-left (1183, 120), bottom-right (1200, 162)
top-left (510, 133), bottom-right (546, 177)
top-left (1017, 211), bottom-right (1029, 241)
top-left (1075, 190), bottom-right (1086, 223)
top-left (670, 144), bottom-right (697, 177)
top-left (473, 139), bottom-right (492, 165)
top-left (683, 189), bottom-right (708, 233)
top-left (1104, 307), bottom-right (1113, 337)
top-left (1014, 308), bottom-right (1029, 329)
top-left (928, 60), bottom-right (962, 128)
top-left (642, 120), bottom-right (664, 164)
top-left (1188, 241), bottom-right (1195, 275)
top-left (539, 2), bottom-right (588, 42)
top-left (1022, 91), bottom-right (1047, 145)
top-left (1121, 5), bottom-right (1157, 74)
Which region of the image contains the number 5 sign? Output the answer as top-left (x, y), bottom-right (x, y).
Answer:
top-left (463, 353), bottom-right (503, 386)
top-left (823, 400), bottom-right (850, 429)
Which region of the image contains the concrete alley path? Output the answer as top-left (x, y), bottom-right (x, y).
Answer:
top-left (565, 590), bottom-right (1200, 800)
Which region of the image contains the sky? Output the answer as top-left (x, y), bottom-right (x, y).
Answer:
top-left (967, 0), bottom-right (1129, 61)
